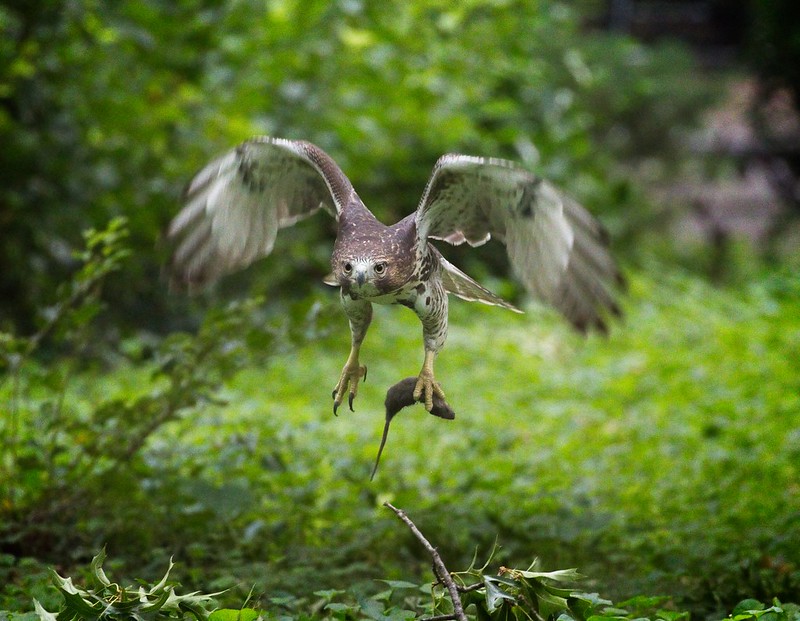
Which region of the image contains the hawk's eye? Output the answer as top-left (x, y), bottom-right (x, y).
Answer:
top-left (343, 262), bottom-right (353, 273)
top-left (375, 262), bottom-right (386, 274)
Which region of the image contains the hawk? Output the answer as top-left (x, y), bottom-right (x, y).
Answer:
top-left (167, 137), bottom-right (622, 414)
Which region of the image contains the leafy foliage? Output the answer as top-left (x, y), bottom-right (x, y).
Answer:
top-left (34, 550), bottom-right (217, 621)
top-left (14, 544), bottom-right (800, 621)
top-left (0, 0), bottom-right (716, 331)
top-left (2, 221), bottom-right (797, 618)
top-left (0, 219), bottom-right (338, 560)
top-left (1, 2), bottom-right (798, 619)
top-left (0, 216), bottom-right (130, 370)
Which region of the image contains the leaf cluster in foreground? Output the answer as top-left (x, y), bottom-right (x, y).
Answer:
top-left (17, 542), bottom-right (800, 621)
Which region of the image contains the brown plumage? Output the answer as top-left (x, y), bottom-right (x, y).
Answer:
top-left (166, 136), bottom-right (623, 417)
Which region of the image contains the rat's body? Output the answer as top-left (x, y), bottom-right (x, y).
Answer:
top-left (371, 377), bottom-right (456, 480)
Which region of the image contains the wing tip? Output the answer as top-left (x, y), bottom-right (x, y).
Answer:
top-left (570, 296), bottom-right (624, 337)
top-left (162, 259), bottom-right (211, 295)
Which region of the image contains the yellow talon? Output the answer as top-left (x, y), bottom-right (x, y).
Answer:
top-left (332, 347), bottom-right (367, 414)
top-left (413, 350), bottom-right (445, 412)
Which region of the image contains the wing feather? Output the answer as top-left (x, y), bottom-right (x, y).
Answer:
top-left (415, 155), bottom-right (622, 332)
top-left (167, 137), bottom-right (353, 290)
top-left (435, 249), bottom-right (521, 312)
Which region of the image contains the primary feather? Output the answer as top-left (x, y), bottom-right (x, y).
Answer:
top-left (415, 154), bottom-right (622, 331)
top-left (167, 137), bottom-right (351, 290)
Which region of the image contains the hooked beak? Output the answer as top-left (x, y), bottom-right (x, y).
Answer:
top-left (354, 266), bottom-right (368, 286)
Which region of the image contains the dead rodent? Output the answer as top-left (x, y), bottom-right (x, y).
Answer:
top-left (371, 377), bottom-right (455, 480)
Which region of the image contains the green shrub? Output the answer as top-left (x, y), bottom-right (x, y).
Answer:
top-left (13, 534), bottom-right (800, 621)
top-left (0, 219), bottom-right (338, 561)
top-left (2, 219), bottom-right (798, 618)
top-left (0, 1), bottom-right (717, 331)
top-left (34, 550), bottom-right (217, 621)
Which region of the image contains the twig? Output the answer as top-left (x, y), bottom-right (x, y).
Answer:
top-left (423, 615), bottom-right (460, 621)
top-left (384, 503), bottom-right (468, 621)
top-left (432, 574), bottom-right (483, 593)
top-left (457, 582), bottom-right (484, 593)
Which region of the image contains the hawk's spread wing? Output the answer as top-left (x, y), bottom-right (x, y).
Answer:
top-left (415, 155), bottom-right (623, 332)
top-left (167, 137), bottom-right (353, 289)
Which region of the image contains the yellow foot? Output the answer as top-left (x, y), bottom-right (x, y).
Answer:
top-left (332, 361), bottom-right (367, 415)
top-left (413, 367), bottom-right (446, 413)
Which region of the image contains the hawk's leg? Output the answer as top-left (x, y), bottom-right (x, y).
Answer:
top-left (413, 349), bottom-right (446, 412)
top-left (332, 295), bottom-right (372, 415)
top-left (412, 281), bottom-right (448, 412)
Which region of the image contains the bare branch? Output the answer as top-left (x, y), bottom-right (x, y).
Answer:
top-left (384, 503), bottom-right (468, 621)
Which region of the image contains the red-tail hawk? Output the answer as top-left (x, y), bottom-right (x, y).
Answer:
top-left (167, 137), bottom-right (623, 413)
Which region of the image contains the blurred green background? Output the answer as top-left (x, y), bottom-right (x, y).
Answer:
top-left (1, 1), bottom-right (799, 619)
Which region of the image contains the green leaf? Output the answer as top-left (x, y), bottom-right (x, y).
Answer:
top-left (357, 597), bottom-right (390, 621)
top-left (488, 575), bottom-right (519, 588)
top-left (616, 596), bottom-right (670, 612)
top-left (208, 609), bottom-right (260, 621)
top-left (543, 584), bottom-right (576, 599)
top-left (473, 600), bottom-right (494, 621)
top-left (484, 577), bottom-right (516, 613)
top-left (602, 608), bottom-right (632, 617)
top-left (518, 568), bottom-right (583, 583)
top-left (729, 605), bottom-right (788, 621)
top-left (33, 601), bottom-right (58, 621)
top-left (147, 557), bottom-right (175, 595)
top-left (656, 610), bottom-right (690, 621)
top-left (491, 601), bottom-right (516, 621)
top-left (382, 609), bottom-right (418, 621)
top-left (531, 584), bottom-right (570, 620)
top-left (89, 550), bottom-right (111, 588)
top-left (568, 592), bottom-right (613, 621)
top-left (324, 603), bottom-right (358, 614)
top-left (50, 573), bottom-right (103, 620)
top-left (375, 580), bottom-right (421, 590)
top-left (733, 601), bottom-right (767, 616)
top-left (178, 599), bottom-right (210, 621)
top-left (757, 612), bottom-right (785, 621)
top-left (570, 594), bottom-right (612, 608)
top-left (313, 590), bottom-right (345, 601)
top-left (138, 584), bottom-right (174, 614)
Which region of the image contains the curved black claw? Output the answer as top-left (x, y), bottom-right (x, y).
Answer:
top-left (332, 364), bottom-right (367, 416)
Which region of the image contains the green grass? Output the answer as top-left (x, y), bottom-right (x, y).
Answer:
top-left (2, 267), bottom-right (799, 617)
top-left (141, 268), bottom-right (800, 608)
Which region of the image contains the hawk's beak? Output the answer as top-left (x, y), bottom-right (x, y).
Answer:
top-left (351, 263), bottom-right (369, 287)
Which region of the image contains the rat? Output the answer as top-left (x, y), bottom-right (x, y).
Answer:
top-left (370, 377), bottom-right (456, 480)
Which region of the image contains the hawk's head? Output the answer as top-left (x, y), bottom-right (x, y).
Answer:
top-left (328, 211), bottom-right (417, 298)
top-left (333, 256), bottom-right (393, 298)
